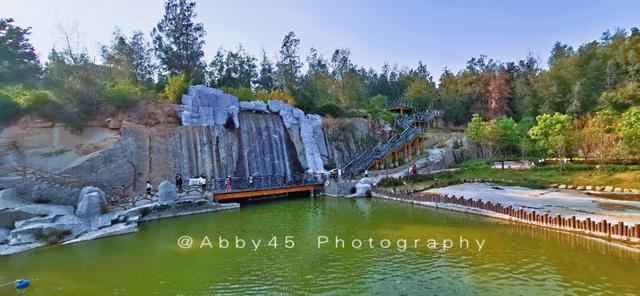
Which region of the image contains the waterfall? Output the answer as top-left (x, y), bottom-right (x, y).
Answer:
top-left (173, 112), bottom-right (302, 182)
top-left (236, 112), bottom-right (302, 180)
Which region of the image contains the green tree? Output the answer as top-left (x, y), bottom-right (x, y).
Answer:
top-left (619, 107), bottom-right (640, 157)
top-left (275, 31), bottom-right (302, 93)
top-left (256, 50), bottom-right (276, 91)
top-left (208, 45), bottom-right (257, 89)
top-left (162, 73), bottom-right (190, 104)
top-left (402, 74), bottom-right (437, 111)
top-left (516, 116), bottom-right (539, 157)
top-left (495, 116), bottom-right (519, 156)
top-left (101, 29), bottom-right (156, 85)
top-left (152, 0), bottom-right (206, 83)
top-left (528, 113), bottom-right (572, 160)
top-left (0, 18), bottom-right (40, 85)
top-left (466, 114), bottom-right (485, 144)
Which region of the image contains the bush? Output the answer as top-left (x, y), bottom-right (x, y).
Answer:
top-left (162, 74), bottom-right (190, 104)
top-left (317, 102), bottom-right (347, 117)
top-left (367, 106), bottom-right (397, 124)
top-left (0, 92), bottom-right (23, 123)
top-left (100, 80), bottom-right (146, 108)
top-left (369, 94), bottom-right (387, 109)
top-left (223, 86), bottom-right (256, 101)
top-left (377, 177), bottom-right (404, 187)
top-left (0, 85), bottom-right (53, 111)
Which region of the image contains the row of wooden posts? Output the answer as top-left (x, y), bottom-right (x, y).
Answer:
top-left (375, 189), bottom-right (640, 241)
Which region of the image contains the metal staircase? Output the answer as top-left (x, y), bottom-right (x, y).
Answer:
top-left (342, 125), bottom-right (423, 177)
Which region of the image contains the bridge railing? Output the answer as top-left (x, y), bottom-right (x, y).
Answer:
top-left (193, 173), bottom-right (326, 194)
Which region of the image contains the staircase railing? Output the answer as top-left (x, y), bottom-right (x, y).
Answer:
top-left (342, 125), bottom-right (423, 177)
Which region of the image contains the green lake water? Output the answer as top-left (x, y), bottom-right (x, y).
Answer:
top-left (1, 197), bottom-right (639, 295)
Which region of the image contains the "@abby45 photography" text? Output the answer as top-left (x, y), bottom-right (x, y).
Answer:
top-left (177, 235), bottom-right (487, 252)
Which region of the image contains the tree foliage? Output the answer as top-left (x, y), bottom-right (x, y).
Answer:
top-left (0, 18), bottom-right (40, 85)
top-left (152, 0), bottom-right (206, 83)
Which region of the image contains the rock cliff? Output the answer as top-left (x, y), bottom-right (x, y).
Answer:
top-left (0, 87), bottom-right (388, 202)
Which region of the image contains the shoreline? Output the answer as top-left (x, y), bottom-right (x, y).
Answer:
top-left (0, 200), bottom-right (240, 256)
top-left (373, 190), bottom-right (640, 251)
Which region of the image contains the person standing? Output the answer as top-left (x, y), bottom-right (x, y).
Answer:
top-left (145, 181), bottom-right (153, 198)
top-left (200, 174), bottom-right (207, 192)
top-left (226, 176), bottom-right (232, 192)
top-left (248, 175), bottom-right (254, 189)
top-left (175, 173), bottom-right (183, 193)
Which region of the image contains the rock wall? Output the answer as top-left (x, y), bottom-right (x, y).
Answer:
top-left (1, 87), bottom-right (390, 202)
top-left (321, 117), bottom-right (390, 169)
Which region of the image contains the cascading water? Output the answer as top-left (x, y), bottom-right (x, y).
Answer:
top-left (173, 112), bottom-right (302, 182)
top-left (236, 112), bottom-right (302, 180)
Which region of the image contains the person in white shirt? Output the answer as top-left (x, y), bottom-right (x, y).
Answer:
top-left (145, 181), bottom-right (153, 198)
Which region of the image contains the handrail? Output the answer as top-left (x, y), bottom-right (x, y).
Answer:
top-left (342, 125), bottom-right (424, 177)
top-left (8, 166), bottom-right (133, 202)
top-left (191, 173), bottom-right (325, 194)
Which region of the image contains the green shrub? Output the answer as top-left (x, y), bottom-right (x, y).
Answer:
top-left (223, 86), bottom-right (256, 101)
top-left (100, 80), bottom-right (146, 108)
top-left (317, 102), bottom-right (347, 117)
top-left (162, 74), bottom-right (190, 104)
top-left (377, 177), bottom-right (404, 187)
top-left (369, 94), bottom-right (387, 109)
top-left (367, 106), bottom-right (397, 124)
top-left (0, 92), bottom-right (23, 123)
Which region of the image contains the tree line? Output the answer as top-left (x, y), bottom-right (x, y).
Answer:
top-left (465, 109), bottom-right (640, 162)
top-left (1, 0), bottom-right (640, 134)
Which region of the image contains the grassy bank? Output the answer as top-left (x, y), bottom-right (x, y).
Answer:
top-left (379, 160), bottom-right (640, 190)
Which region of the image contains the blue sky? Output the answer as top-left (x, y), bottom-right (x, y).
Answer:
top-left (3, 0), bottom-right (640, 79)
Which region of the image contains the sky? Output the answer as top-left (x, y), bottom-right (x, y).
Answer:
top-left (3, 0), bottom-right (640, 79)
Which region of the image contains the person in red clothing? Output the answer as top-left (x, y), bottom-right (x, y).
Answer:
top-left (225, 176), bottom-right (232, 192)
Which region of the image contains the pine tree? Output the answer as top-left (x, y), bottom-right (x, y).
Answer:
top-left (152, 0), bottom-right (206, 84)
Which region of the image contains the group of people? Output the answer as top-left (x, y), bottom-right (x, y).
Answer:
top-left (175, 173), bottom-right (236, 193)
top-left (143, 171), bottom-right (318, 197)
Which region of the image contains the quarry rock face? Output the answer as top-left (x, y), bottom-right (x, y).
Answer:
top-left (1, 86), bottom-right (391, 204)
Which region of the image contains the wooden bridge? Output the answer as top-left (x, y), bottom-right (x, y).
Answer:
top-left (208, 174), bottom-right (325, 202)
top-left (9, 165), bottom-right (324, 206)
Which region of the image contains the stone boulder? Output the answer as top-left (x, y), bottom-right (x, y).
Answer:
top-left (158, 181), bottom-right (178, 203)
top-left (267, 100), bottom-right (285, 113)
top-left (8, 215), bottom-right (89, 245)
top-left (240, 101), bottom-right (268, 113)
top-left (75, 187), bottom-right (107, 218)
top-left (359, 177), bottom-right (374, 186)
top-left (0, 209), bottom-right (40, 229)
top-left (180, 86), bottom-right (240, 127)
top-left (353, 183), bottom-right (372, 197)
